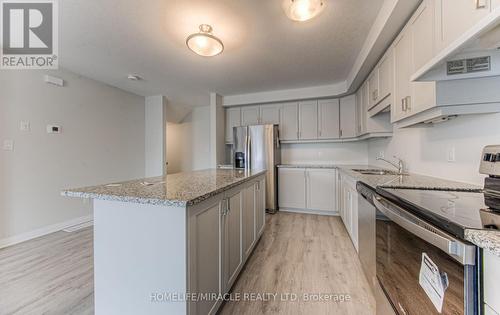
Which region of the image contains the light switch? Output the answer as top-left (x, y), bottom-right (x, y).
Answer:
top-left (3, 140), bottom-right (14, 151)
top-left (447, 147), bottom-right (456, 162)
top-left (20, 121), bottom-right (30, 132)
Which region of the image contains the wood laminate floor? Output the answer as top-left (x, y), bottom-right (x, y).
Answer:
top-left (0, 212), bottom-right (374, 315)
top-left (0, 227), bottom-right (94, 315)
top-left (219, 212), bottom-right (375, 315)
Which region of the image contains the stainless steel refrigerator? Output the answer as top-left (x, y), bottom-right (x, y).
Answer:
top-left (233, 124), bottom-right (281, 213)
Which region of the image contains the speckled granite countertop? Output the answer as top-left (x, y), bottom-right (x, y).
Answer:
top-left (62, 169), bottom-right (266, 207)
top-left (278, 164), bottom-right (337, 169)
top-left (337, 165), bottom-right (481, 191)
top-left (466, 229), bottom-right (500, 258)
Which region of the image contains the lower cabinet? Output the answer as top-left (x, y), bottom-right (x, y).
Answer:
top-left (338, 172), bottom-right (359, 251)
top-left (278, 167), bottom-right (336, 214)
top-left (188, 174), bottom-right (265, 315)
top-left (242, 182), bottom-right (256, 259)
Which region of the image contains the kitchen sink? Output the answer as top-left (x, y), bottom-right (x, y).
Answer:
top-left (352, 169), bottom-right (403, 176)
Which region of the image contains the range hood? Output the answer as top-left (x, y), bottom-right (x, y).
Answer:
top-left (413, 10), bottom-right (500, 82)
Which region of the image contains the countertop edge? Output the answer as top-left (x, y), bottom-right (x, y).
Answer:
top-left (465, 229), bottom-right (500, 258)
top-left (62, 170), bottom-right (267, 207)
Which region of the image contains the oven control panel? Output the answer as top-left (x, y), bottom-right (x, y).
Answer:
top-left (480, 145), bottom-right (500, 176)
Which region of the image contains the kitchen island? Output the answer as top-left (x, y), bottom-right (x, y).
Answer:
top-left (63, 169), bottom-right (267, 315)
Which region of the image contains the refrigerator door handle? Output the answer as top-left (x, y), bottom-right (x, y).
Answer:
top-left (276, 129), bottom-right (281, 149)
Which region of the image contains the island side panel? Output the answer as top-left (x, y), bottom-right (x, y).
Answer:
top-left (93, 199), bottom-right (187, 315)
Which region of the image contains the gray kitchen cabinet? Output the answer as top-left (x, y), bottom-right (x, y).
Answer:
top-left (298, 100), bottom-right (318, 140)
top-left (225, 107), bottom-right (241, 143)
top-left (367, 69), bottom-right (379, 109)
top-left (484, 250), bottom-right (500, 314)
top-left (435, 0), bottom-right (492, 52)
top-left (280, 102), bottom-right (299, 141)
top-left (278, 168), bottom-right (306, 209)
top-left (242, 182), bottom-right (256, 259)
top-left (260, 104), bottom-right (281, 125)
top-left (255, 178), bottom-right (266, 237)
top-left (241, 106), bottom-right (260, 126)
top-left (339, 95), bottom-right (357, 138)
top-left (318, 99), bottom-right (340, 139)
top-left (377, 48), bottom-right (393, 105)
top-left (221, 189), bottom-right (242, 293)
top-left (306, 169), bottom-right (336, 212)
top-left (393, 25), bottom-right (412, 122)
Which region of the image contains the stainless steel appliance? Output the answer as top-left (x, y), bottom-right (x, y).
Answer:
top-left (372, 145), bottom-right (500, 315)
top-left (233, 124), bottom-right (281, 212)
top-left (356, 182), bottom-right (377, 291)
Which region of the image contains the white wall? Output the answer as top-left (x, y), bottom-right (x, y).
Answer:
top-left (0, 69), bottom-right (145, 245)
top-left (166, 106), bottom-right (211, 173)
top-left (145, 95), bottom-right (167, 177)
top-left (281, 142), bottom-right (369, 165)
top-left (368, 113), bottom-right (500, 185)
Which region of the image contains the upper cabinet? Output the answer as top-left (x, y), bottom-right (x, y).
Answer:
top-left (280, 102), bottom-right (299, 141)
top-left (298, 101), bottom-right (318, 140)
top-left (241, 106), bottom-right (260, 126)
top-left (377, 49), bottom-right (394, 105)
top-left (318, 99), bottom-right (340, 139)
top-left (367, 70), bottom-right (379, 109)
top-left (435, 0), bottom-right (492, 52)
top-left (365, 47), bottom-right (394, 117)
top-left (225, 107), bottom-right (241, 143)
top-left (260, 104), bottom-right (281, 125)
top-left (339, 95), bottom-right (357, 138)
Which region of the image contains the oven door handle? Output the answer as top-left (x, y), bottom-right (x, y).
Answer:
top-left (374, 196), bottom-right (476, 266)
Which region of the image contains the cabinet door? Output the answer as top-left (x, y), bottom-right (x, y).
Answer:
top-left (299, 101), bottom-right (318, 140)
top-left (222, 191), bottom-right (242, 292)
top-left (225, 107), bottom-right (241, 143)
top-left (349, 186), bottom-right (359, 252)
top-left (339, 95), bottom-right (357, 138)
top-left (318, 99), bottom-right (340, 139)
top-left (367, 69), bottom-right (379, 109)
top-left (189, 200), bottom-right (222, 315)
top-left (278, 168), bottom-right (306, 209)
top-left (411, 0), bottom-right (437, 114)
top-left (255, 179), bottom-right (266, 237)
top-left (242, 183), bottom-right (256, 258)
top-left (260, 104), bottom-right (281, 125)
top-left (378, 48), bottom-right (393, 102)
top-left (393, 28), bottom-right (412, 121)
top-left (280, 103), bottom-right (299, 141)
top-left (436, 0), bottom-right (491, 51)
top-left (241, 106), bottom-right (260, 126)
top-left (306, 169), bottom-right (336, 212)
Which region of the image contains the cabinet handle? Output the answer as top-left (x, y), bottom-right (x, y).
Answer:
top-left (405, 96), bottom-right (411, 111)
top-left (401, 98), bottom-right (405, 112)
top-left (476, 0), bottom-right (487, 9)
top-left (340, 129), bottom-right (343, 137)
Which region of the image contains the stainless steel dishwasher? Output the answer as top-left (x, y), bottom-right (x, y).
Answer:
top-left (356, 182), bottom-right (377, 291)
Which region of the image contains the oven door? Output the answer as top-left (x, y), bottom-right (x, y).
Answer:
top-left (374, 195), bottom-right (477, 315)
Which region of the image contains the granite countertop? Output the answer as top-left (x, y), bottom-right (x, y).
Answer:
top-left (278, 164), bottom-right (337, 169)
top-left (62, 169), bottom-right (266, 207)
top-left (337, 165), bottom-right (481, 191)
top-left (465, 229), bottom-right (500, 258)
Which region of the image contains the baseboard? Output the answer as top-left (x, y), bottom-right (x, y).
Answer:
top-left (0, 215), bottom-right (93, 249)
top-left (279, 208), bottom-right (339, 216)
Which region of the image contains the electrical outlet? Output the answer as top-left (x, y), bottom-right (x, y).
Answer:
top-left (447, 147), bottom-right (456, 162)
top-left (20, 121), bottom-right (30, 132)
top-left (3, 139), bottom-right (14, 151)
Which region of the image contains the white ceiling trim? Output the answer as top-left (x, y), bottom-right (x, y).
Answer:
top-left (222, 81), bottom-right (347, 106)
top-left (222, 0), bottom-right (421, 107)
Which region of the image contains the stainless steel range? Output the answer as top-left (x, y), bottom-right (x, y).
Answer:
top-left (372, 145), bottom-right (500, 315)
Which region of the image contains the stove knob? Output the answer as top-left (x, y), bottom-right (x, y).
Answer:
top-left (484, 153), bottom-right (492, 161)
top-left (496, 153), bottom-right (500, 162)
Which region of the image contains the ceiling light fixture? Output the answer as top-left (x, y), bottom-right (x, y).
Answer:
top-left (186, 24), bottom-right (224, 57)
top-left (283, 0), bottom-right (326, 22)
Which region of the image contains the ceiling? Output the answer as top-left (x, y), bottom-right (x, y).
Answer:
top-left (60, 0), bottom-right (385, 108)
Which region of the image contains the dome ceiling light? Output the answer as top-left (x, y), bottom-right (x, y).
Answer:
top-left (186, 24), bottom-right (224, 57)
top-left (283, 0), bottom-right (326, 22)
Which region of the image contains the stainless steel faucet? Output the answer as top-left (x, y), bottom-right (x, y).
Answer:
top-left (376, 156), bottom-right (405, 175)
